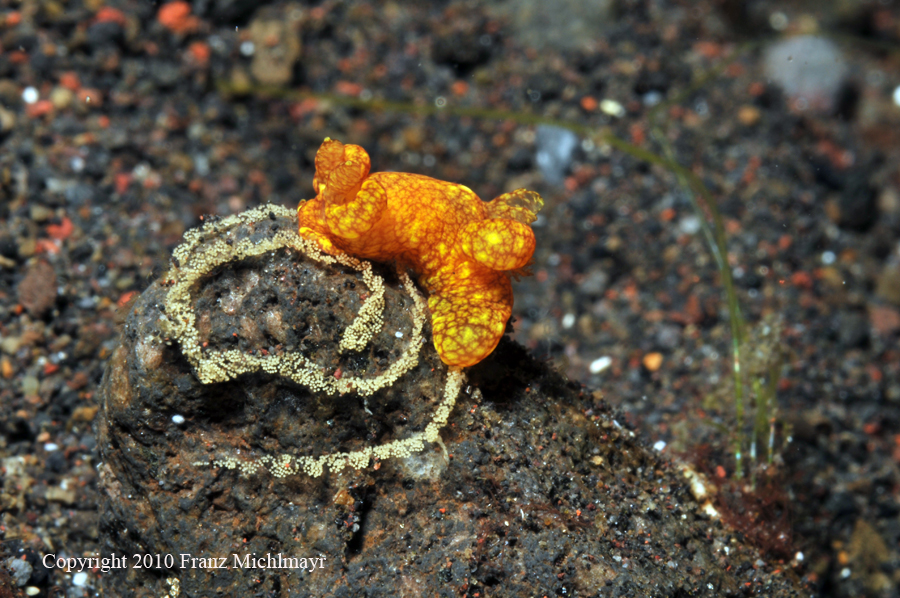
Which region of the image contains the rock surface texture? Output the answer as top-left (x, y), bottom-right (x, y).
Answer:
top-left (96, 209), bottom-right (805, 597)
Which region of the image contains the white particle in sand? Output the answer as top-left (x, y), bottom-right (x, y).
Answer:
top-left (22, 87), bottom-right (38, 104)
top-left (769, 11), bottom-right (788, 31)
top-left (600, 99), bottom-right (625, 118)
top-left (653, 440), bottom-right (667, 452)
top-left (679, 215), bottom-right (701, 235)
top-left (589, 356), bottom-right (612, 374)
top-left (44, 443), bottom-right (59, 452)
top-left (72, 572), bottom-right (88, 587)
top-left (171, 414), bottom-right (185, 424)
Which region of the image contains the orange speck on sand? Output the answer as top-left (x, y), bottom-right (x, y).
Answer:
top-left (867, 364), bottom-right (883, 383)
top-left (35, 239), bottom-right (60, 255)
top-left (59, 72), bottom-right (81, 91)
top-left (5, 11), bottom-right (21, 26)
top-left (659, 207), bottom-right (676, 222)
top-left (777, 234), bottom-right (792, 251)
top-left (630, 122), bottom-right (645, 145)
top-left (94, 6), bottom-right (127, 26)
top-left (748, 81), bottom-right (765, 97)
top-left (726, 63), bottom-right (744, 77)
top-left (297, 138), bottom-right (543, 367)
top-left (642, 352), bottom-right (663, 372)
top-left (715, 465), bottom-right (727, 478)
top-left (580, 96), bottom-right (598, 111)
top-left (26, 100), bottom-right (54, 118)
top-left (188, 40), bottom-right (210, 65)
top-left (334, 81), bottom-right (363, 96)
top-left (46, 217), bottom-right (74, 240)
top-left (451, 80), bottom-right (469, 96)
top-left (791, 271), bottom-right (813, 289)
top-left (97, 114), bottom-right (110, 128)
top-left (693, 41), bottom-right (722, 59)
top-left (114, 172), bottom-right (132, 194)
top-left (725, 218), bottom-right (741, 234)
top-left (741, 156), bottom-right (762, 185)
top-left (290, 98), bottom-right (319, 119)
top-left (157, 1), bottom-right (199, 34)
top-left (0, 357), bottom-right (13, 379)
top-left (870, 305), bottom-right (900, 336)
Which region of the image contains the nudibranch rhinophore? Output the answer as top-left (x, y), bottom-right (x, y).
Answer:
top-left (297, 138), bottom-right (543, 368)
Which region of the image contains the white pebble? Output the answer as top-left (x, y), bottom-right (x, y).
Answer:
top-left (72, 572), bottom-right (88, 587)
top-left (561, 313), bottom-right (575, 329)
top-left (171, 414), bottom-right (185, 425)
top-left (821, 250), bottom-right (836, 265)
top-left (893, 85), bottom-right (900, 108)
top-left (240, 41), bottom-right (255, 56)
top-left (653, 440), bottom-right (667, 452)
top-left (44, 443), bottom-right (59, 452)
top-left (589, 356), bottom-right (612, 374)
top-left (769, 11), bottom-right (788, 31)
top-left (600, 99), bottom-right (625, 118)
top-left (22, 86), bottom-right (39, 104)
top-left (679, 215), bottom-right (701, 235)
top-left (394, 331), bottom-right (403, 338)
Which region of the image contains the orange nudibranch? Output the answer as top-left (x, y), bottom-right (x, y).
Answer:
top-left (297, 138), bottom-right (543, 368)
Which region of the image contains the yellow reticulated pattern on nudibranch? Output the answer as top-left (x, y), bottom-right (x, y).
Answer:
top-left (298, 138), bottom-right (544, 367)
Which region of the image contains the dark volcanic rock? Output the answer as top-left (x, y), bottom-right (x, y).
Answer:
top-left (95, 208), bottom-right (805, 597)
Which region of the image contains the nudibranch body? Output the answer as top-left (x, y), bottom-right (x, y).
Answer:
top-left (297, 138), bottom-right (543, 368)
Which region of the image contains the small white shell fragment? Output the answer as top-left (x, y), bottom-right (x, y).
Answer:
top-left (589, 356), bottom-right (612, 374)
top-left (600, 99), bottom-right (625, 118)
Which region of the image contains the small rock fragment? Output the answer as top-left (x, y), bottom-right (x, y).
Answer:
top-left (249, 15), bottom-right (301, 86)
top-left (17, 261), bottom-right (57, 317)
top-left (876, 263), bottom-right (900, 306)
